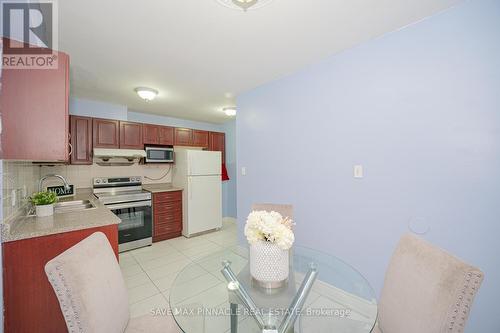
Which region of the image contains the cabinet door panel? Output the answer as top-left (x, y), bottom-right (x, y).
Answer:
top-left (152, 191), bottom-right (183, 242)
top-left (120, 121), bottom-right (143, 149)
top-left (193, 130), bottom-right (209, 148)
top-left (158, 126), bottom-right (174, 145)
top-left (174, 128), bottom-right (193, 146)
top-left (154, 201), bottom-right (182, 215)
top-left (143, 124), bottom-right (159, 145)
top-left (154, 191), bottom-right (182, 203)
top-left (155, 213), bottom-right (182, 231)
top-left (0, 46), bottom-right (70, 161)
top-left (70, 116), bottom-right (93, 164)
top-left (209, 132), bottom-right (226, 163)
top-left (93, 118), bottom-right (119, 148)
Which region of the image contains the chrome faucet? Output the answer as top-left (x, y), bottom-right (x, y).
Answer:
top-left (38, 174), bottom-right (71, 192)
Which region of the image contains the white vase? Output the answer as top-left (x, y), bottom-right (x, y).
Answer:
top-left (36, 204), bottom-right (54, 217)
top-left (250, 240), bottom-right (289, 288)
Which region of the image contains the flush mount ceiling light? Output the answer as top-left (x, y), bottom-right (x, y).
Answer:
top-left (134, 87), bottom-right (158, 101)
top-left (216, 0), bottom-right (274, 11)
top-left (223, 107), bottom-right (237, 116)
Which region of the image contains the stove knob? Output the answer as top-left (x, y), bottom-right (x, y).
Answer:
top-left (103, 179), bottom-right (107, 183)
top-left (95, 179), bottom-right (101, 184)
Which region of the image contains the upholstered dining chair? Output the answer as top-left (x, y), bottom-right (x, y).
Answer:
top-left (372, 234), bottom-right (483, 333)
top-left (252, 203), bottom-right (293, 220)
top-left (44, 232), bottom-right (181, 333)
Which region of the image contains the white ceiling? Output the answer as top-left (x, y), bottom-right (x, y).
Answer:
top-left (60, 0), bottom-right (461, 123)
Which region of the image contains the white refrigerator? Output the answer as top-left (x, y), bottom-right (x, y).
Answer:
top-left (173, 150), bottom-right (222, 237)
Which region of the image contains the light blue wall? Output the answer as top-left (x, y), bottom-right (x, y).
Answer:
top-left (236, 0), bottom-right (500, 331)
top-left (128, 111), bottom-right (225, 132)
top-left (69, 98), bottom-right (237, 217)
top-left (69, 98), bottom-right (128, 120)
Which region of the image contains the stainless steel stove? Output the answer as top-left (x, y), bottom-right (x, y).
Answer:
top-left (93, 176), bottom-right (152, 252)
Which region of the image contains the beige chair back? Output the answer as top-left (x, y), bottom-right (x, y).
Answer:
top-left (45, 232), bottom-right (130, 333)
top-left (378, 234), bottom-right (483, 333)
top-left (251, 203), bottom-right (293, 220)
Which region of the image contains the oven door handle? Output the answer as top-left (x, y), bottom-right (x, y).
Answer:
top-left (107, 201), bottom-right (152, 210)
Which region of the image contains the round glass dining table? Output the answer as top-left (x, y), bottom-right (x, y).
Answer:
top-left (170, 245), bottom-right (377, 333)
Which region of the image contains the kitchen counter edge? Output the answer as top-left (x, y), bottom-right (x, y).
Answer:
top-left (142, 183), bottom-right (183, 193)
top-left (1, 189), bottom-right (121, 243)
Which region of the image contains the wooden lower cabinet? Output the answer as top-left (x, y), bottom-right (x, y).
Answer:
top-left (153, 191), bottom-right (183, 242)
top-left (2, 224), bottom-right (119, 333)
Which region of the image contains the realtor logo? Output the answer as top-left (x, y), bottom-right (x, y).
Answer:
top-left (1, 0), bottom-right (58, 69)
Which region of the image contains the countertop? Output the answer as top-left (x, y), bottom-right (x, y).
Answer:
top-left (1, 189), bottom-right (121, 243)
top-left (142, 183), bottom-right (183, 193)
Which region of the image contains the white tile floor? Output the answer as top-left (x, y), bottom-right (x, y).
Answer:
top-left (119, 219), bottom-right (239, 320)
top-left (120, 219), bottom-right (376, 332)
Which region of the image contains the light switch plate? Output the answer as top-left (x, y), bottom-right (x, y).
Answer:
top-left (354, 165), bottom-right (363, 178)
top-left (241, 167), bottom-right (246, 176)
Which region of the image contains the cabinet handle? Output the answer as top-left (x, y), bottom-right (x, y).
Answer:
top-left (68, 143), bottom-right (73, 156)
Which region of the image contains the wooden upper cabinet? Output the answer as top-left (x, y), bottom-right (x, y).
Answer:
top-left (192, 130), bottom-right (209, 148)
top-left (174, 128), bottom-right (193, 146)
top-left (143, 124), bottom-right (160, 145)
top-left (119, 121), bottom-right (143, 149)
top-left (158, 126), bottom-right (174, 145)
top-left (209, 131), bottom-right (226, 163)
top-left (144, 124), bottom-right (174, 146)
top-left (0, 44), bottom-right (70, 161)
top-left (93, 118), bottom-right (120, 148)
top-left (70, 116), bottom-right (93, 165)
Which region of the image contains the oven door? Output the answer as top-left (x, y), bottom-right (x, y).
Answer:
top-left (107, 200), bottom-right (152, 246)
top-left (145, 147), bottom-right (174, 163)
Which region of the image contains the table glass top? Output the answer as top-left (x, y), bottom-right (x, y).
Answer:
top-left (170, 245), bottom-right (377, 333)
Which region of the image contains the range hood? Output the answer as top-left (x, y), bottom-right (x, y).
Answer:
top-left (93, 148), bottom-right (146, 166)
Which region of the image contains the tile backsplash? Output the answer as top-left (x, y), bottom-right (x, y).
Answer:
top-left (39, 163), bottom-right (173, 189)
top-left (0, 146), bottom-right (200, 223)
top-left (38, 147), bottom-right (199, 189)
top-left (1, 160), bottom-right (174, 223)
top-left (2, 161), bottom-right (40, 222)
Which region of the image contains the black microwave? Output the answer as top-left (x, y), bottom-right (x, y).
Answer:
top-left (145, 146), bottom-right (174, 163)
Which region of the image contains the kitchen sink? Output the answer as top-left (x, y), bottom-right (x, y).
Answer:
top-left (54, 199), bottom-right (96, 213)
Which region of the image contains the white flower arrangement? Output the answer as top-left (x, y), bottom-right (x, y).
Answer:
top-left (244, 210), bottom-right (295, 250)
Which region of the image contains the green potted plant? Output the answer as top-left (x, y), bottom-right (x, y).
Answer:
top-left (30, 191), bottom-right (58, 217)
